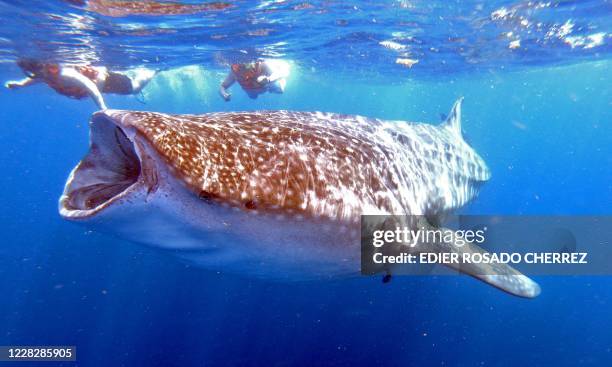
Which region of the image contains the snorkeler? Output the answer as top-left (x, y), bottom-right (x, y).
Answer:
top-left (4, 59), bottom-right (157, 110)
top-left (219, 59), bottom-right (290, 101)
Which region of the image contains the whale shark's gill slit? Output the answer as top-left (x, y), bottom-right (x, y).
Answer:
top-left (198, 190), bottom-right (218, 203)
top-left (114, 128), bottom-right (135, 169)
top-left (62, 117), bottom-right (141, 213)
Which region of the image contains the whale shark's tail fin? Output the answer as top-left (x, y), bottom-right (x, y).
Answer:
top-left (442, 97), bottom-right (463, 136)
top-left (436, 226), bottom-right (541, 298)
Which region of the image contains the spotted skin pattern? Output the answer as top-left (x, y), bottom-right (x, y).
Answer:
top-left (62, 101), bottom-right (541, 297)
top-left (108, 107), bottom-right (490, 224)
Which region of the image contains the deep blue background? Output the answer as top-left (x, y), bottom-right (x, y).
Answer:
top-left (0, 60), bottom-right (610, 366)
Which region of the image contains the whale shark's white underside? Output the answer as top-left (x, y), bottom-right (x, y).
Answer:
top-left (59, 99), bottom-right (540, 298)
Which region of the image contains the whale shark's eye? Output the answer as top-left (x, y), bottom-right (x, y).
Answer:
top-left (244, 200), bottom-right (258, 210)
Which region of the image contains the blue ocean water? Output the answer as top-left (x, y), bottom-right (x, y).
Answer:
top-left (0, 1), bottom-right (611, 366)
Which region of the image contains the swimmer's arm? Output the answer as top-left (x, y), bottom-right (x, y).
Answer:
top-left (219, 73), bottom-right (235, 101)
top-left (60, 67), bottom-right (107, 110)
top-left (4, 76), bottom-right (39, 89)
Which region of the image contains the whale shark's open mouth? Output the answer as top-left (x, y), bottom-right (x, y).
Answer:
top-left (60, 115), bottom-right (142, 219)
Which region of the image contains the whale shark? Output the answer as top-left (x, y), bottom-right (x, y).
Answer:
top-left (59, 98), bottom-right (540, 298)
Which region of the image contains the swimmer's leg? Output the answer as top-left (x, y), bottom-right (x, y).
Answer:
top-left (267, 79), bottom-right (286, 94)
top-left (127, 68), bottom-right (157, 93)
top-left (135, 91), bottom-right (147, 105)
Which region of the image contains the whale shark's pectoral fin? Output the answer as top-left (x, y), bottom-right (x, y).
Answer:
top-left (435, 228), bottom-right (541, 298)
top-left (442, 97), bottom-right (463, 136)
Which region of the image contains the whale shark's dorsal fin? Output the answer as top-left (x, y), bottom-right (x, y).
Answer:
top-left (442, 97), bottom-right (463, 136)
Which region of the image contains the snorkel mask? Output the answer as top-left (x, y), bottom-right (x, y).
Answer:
top-left (17, 58), bottom-right (45, 78)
